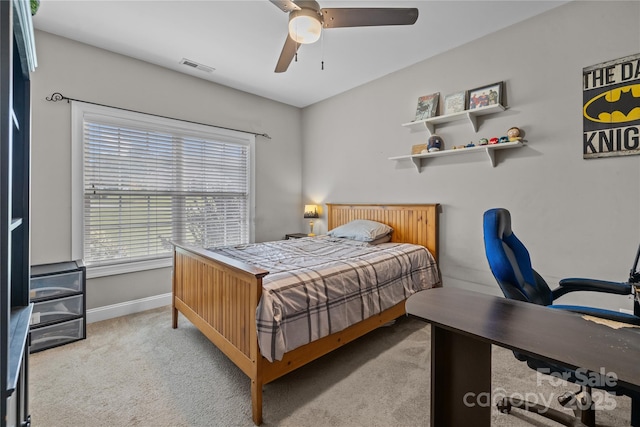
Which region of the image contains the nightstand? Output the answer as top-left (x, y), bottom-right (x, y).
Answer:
top-left (285, 233), bottom-right (309, 239)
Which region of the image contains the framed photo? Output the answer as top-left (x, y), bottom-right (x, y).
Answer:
top-left (414, 93), bottom-right (439, 121)
top-left (467, 81), bottom-right (503, 110)
top-left (443, 91), bottom-right (466, 115)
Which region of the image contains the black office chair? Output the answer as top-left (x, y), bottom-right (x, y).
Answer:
top-left (483, 208), bottom-right (640, 427)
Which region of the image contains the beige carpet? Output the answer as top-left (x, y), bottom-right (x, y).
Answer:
top-left (29, 306), bottom-right (632, 427)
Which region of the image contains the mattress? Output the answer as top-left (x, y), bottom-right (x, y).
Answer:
top-left (209, 235), bottom-right (441, 361)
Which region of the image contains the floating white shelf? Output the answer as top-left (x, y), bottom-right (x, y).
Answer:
top-left (402, 104), bottom-right (506, 135)
top-left (389, 141), bottom-right (524, 172)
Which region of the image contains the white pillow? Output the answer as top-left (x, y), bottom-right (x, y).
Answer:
top-left (328, 220), bottom-right (393, 242)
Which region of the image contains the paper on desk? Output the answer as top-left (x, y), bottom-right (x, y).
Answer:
top-left (582, 315), bottom-right (640, 329)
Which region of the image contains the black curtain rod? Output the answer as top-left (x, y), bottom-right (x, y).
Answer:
top-left (45, 92), bottom-right (271, 139)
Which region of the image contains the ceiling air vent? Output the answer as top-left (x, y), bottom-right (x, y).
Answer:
top-left (179, 58), bottom-right (215, 74)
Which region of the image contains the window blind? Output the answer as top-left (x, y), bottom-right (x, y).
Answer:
top-left (79, 108), bottom-right (251, 268)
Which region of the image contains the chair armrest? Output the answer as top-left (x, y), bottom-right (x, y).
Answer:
top-left (552, 278), bottom-right (632, 299)
top-left (549, 304), bottom-right (640, 326)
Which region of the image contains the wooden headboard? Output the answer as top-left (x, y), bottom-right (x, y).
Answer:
top-left (326, 203), bottom-right (439, 260)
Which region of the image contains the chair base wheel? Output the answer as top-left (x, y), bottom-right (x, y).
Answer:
top-left (557, 387), bottom-right (595, 426)
top-left (497, 398), bottom-right (512, 414)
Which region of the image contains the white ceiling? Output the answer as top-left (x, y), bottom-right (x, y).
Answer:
top-left (33, 0), bottom-right (568, 108)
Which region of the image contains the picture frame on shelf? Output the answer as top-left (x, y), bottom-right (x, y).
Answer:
top-left (467, 81), bottom-right (503, 110)
top-left (414, 93), bottom-right (439, 121)
top-left (443, 91), bottom-right (466, 115)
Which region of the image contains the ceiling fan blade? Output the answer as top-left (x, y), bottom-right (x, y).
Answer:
top-left (321, 8), bottom-right (419, 28)
top-left (275, 34), bottom-right (300, 73)
top-left (269, 0), bottom-right (300, 13)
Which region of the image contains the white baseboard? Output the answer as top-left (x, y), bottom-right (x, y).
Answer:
top-left (86, 293), bottom-right (172, 324)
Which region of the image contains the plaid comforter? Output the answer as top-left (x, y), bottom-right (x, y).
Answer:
top-left (209, 235), bottom-right (441, 362)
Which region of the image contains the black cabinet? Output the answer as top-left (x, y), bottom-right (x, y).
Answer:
top-left (1, 1), bottom-right (37, 426)
top-left (29, 262), bottom-right (87, 353)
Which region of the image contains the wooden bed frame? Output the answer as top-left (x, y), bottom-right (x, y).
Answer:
top-left (172, 203), bottom-right (439, 425)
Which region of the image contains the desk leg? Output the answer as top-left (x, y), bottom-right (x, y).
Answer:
top-left (431, 325), bottom-right (492, 427)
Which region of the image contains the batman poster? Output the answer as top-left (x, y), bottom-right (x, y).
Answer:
top-left (583, 53), bottom-right (640, 159)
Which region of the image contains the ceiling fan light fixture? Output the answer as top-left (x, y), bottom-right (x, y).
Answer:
top-left (288, 9), bottom-right (322, 44)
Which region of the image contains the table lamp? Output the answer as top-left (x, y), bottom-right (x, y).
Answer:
top-left (303, 204), bottom-right (319, 236)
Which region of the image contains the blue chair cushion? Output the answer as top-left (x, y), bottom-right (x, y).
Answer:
top-left (483, 209), bottom-right (553, 305)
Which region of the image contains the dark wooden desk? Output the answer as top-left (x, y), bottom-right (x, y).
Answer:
top-left (406, 287), bottom-right (640, 427)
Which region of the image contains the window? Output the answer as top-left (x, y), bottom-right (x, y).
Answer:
top-left (71, 102), bottom-right (255, 278)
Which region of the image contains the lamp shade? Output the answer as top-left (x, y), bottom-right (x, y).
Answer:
top-left (304, 204), bottom-right (319, 218)
top-left (288, 10), bottom-right (322, 44)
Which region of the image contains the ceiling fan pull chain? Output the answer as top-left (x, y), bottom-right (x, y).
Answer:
top-left (321, 30), bottom-right (325, 70)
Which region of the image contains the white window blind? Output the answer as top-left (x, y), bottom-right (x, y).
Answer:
top-left (72, 102), bottom-right (254, 274)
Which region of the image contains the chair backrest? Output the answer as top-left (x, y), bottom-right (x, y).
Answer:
top-left (483, 208), bottom-right (553, 306)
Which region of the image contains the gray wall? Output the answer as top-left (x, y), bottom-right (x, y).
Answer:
top-left (301, 1), bottom-right (640, 311)
top-left (30, 31), bottom-right (302, 309)
top-left (29, 2), bottom-right (640, 313)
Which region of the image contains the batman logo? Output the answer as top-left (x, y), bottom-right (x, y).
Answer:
top-left (583, 84), bottom-right (640, 124)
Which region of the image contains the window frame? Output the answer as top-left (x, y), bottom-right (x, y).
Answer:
top-left (71, 101), bottom-right (255, 279)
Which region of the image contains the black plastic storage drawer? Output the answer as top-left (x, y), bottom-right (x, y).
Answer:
top-left (30, 260), bottom-right (86, 353)
top-left (30, 270), bottom-right (83, 300)
top-left (31, 294), bottom-right (83, 327)
top-left (30, 317), bottom-right (84, 353)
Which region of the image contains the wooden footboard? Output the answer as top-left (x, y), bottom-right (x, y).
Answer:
top-left (172, 203), bottom-right (439, 425)
top-left (173, 244), bottom-right (268, 424)
top-left (172, 245), bottom-right (267, 374)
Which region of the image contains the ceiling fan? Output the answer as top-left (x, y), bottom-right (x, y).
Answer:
top-left (269, 0), bottom-right (419, 73)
